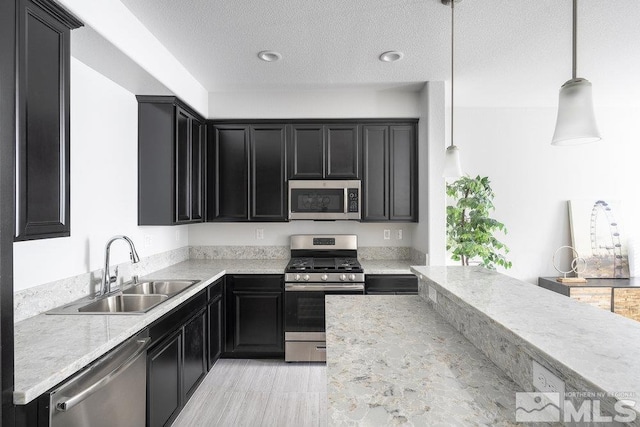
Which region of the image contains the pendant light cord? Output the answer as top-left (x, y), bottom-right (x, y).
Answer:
top-left (450, 0), bottom-right (454, 149)
top-left (572, 0), bottom-right (577, 80)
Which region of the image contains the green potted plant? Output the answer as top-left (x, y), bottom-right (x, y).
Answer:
top-left (446, 175), bottom-right (512, 270)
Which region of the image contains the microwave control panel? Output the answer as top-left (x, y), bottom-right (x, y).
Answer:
top-left (347, 188), bottom-right (359, 213)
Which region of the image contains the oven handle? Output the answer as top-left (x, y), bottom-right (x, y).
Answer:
top-left (285, 284), bottom-right (364, 292)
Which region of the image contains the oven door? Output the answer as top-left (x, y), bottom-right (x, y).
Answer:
top-left (284, 283), bottom-right (364, 333)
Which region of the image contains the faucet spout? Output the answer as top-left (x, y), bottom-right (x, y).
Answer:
top-left (100, 235), bottom-right (141, 296)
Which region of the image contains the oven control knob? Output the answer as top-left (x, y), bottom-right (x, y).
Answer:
top-left (340, 274), bottom-right (347, 281)
top-left (294, 274), bottom-right (301, 281)
top-left (321, 274), bottom-right (328, 281)
top-left (303, 274), bottom-right (310, 281)
top-left (349, 274), bottom-right (356, 281)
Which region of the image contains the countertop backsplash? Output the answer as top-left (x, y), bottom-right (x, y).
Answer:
top-left (13, 246), bottom-right (189, 323)
top-left (14, 245), bottom-right (426, 323)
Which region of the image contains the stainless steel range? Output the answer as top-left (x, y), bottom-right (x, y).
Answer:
top-left (284, 234), bottom-right (364, 362)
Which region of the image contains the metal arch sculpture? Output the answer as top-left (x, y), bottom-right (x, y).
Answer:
top-left (589, 200), bottom-right (625, 278)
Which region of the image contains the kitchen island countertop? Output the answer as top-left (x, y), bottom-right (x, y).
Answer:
top-left (325, 295), bottom-right (519, 425)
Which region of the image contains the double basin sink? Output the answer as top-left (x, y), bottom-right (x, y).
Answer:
top-left (47, 280), bottom-right (200, 315)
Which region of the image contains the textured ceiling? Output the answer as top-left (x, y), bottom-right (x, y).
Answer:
top-left (118, 0), bottom-right (640, 107)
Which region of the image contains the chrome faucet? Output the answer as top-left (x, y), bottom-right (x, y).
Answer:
top-left (100, 235), bottom-right (141, 296)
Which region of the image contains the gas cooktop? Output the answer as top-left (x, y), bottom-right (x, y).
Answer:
top-left (286, 257), bottom-right (362, 272)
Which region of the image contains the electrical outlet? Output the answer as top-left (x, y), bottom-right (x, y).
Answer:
top-left (175, 230), bottom-right (180, 242)
top-left (256, 229), bottom-right (264, 240)
top-left (428, 285), bottom-right (437, 303)
top-left (397, 229), bottom-right (403, 240)
top-left (383, 229), bottom-right (390, 240)
top-left (533, 361), bottom-right (565, 395)
top-left (144, 234), bottom-right (152, 248)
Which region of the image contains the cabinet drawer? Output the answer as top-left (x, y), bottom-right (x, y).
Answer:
top-left (568, 287), bottom-right (612, 311)
top-left (365, 274), bottom-right (418, 294)
top-left (613, 288), bottom-right (640, 321)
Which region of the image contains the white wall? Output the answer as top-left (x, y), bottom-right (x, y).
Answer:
top-left (13, 59), bottom-right (187, 292)
top-left (195, 89), bottom-right (422, 248)
top-left (454, 105), bottom-right (640, 284)
top-left (209, 89), bottom-right (420, 119)
top-left (189, 222), bottom-right (414, 247)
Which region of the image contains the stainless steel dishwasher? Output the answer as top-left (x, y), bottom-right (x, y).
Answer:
top-left (48, 331), bottom-right (151, 427)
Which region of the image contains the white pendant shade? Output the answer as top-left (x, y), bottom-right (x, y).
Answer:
top-left (443, 145), bottom-right (463, 178)
top-left (551, 78), bottom-right (601, 146)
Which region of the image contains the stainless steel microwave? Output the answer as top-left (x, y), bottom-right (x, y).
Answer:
top-left (288, 180), bottom-right (361, 220)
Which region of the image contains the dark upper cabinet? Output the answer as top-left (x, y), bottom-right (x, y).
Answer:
top-left (325, 125), bottom-right (360, 179)
top-left (362, 123), bottom-right (418, 222)
top-left (208, 124), bottom-right (287, 222)
top-left (289, 125), bottom-right (324, 179)
top-left (250, 125), bottom-right (287, 221)
top-left (289, 124), bottom-right (360, 179)
top-left (15, 0), bottom-right (82, 241)
top-left (362, 126), bottom-right (389, 221)
top-left (389, 125), bottom-right (417, 221)
top-left (137, 96), bottom-right (205, 225)
top-left (207, 125), bottom-right (250, 221)
top-left (225, 275), bottom-right (284, 357)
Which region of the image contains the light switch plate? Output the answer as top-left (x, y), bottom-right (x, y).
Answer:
top-left (256, 229), bottom-right (264, 240)
top-left (383, 230), bottom-right (390, 240)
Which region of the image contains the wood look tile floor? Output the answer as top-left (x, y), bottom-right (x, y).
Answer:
top-left (172, 359), bottom-right (327, 427)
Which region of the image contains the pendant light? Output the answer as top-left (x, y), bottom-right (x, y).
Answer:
top-left (551, 0), bottom-right (600, 146)
top-left (442, 0), bottom-right (463, 178)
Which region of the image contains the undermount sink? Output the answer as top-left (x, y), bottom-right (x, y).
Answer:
top-left (77, 294), bottom-right (168, 313)
top-left (46, 279), bottom-right (201, 315)
top-left (122, 280), bottom-right (200, 298)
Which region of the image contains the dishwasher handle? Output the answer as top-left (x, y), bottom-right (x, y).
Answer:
top-left (56, 337), bottom-right (151, 412)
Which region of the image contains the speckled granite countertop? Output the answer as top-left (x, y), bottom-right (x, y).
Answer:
top-left (13, 259), bottom-right (287, 405)
top-left (412, 266), bottom-right (640, 421)
top-left (359, 259), bottom-right (416, 275)
top-left (325, 295), bottom-right (519, 425)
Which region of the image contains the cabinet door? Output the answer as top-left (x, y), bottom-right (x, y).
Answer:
top-left (208, 293), bottom-right (223, 370)
top-left (15, 0), bottom-right (72, 240)
top-left (225, 275), bottom-right (284, 356)
top-left (208, 125), bottom-right (249, 221)
top-left (183, 309), bottom-right (207, 399)
top-left (361, 126), bottom-right (389, 221)
top-left (289, 125), bottom-right (324, 179)
top-left (175, 108), bottom-right (191, 223)
top-left (191, 120), bottom-right (205, 221)
top-left (389, 125), bottom-right (417, 221)
top-left (325, 125), bottom-right (360, 179)
top-left (250, 125), bottom-right (287, 221)
top-left (148, 331), bottom-right (182, 427)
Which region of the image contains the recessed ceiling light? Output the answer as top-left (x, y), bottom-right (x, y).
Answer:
top-left (379, 51), bottom-right (404, 63)
top-left (258, 51), bottom-right (282, 62)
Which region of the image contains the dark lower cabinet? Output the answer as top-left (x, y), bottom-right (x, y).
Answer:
top-left (365, 274), bottom-right (419, 295)
top-left (147, 290), bottom-right (208, 427)
top-left (208, 279), bottom-right (224, 370)
top-left (182, 309), bottom-right (207, 400)
top-left (15, 0), bottom-right (82, 241)
top-left (147, 330), bottom-right (182, 427)
top-left (362, 123), bottom-right (418, 222)
top-left (225, 275), bottom-right (284, 357)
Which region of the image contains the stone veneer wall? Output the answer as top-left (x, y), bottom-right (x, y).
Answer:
top-left (417, 277), bottom-right (631, 424)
